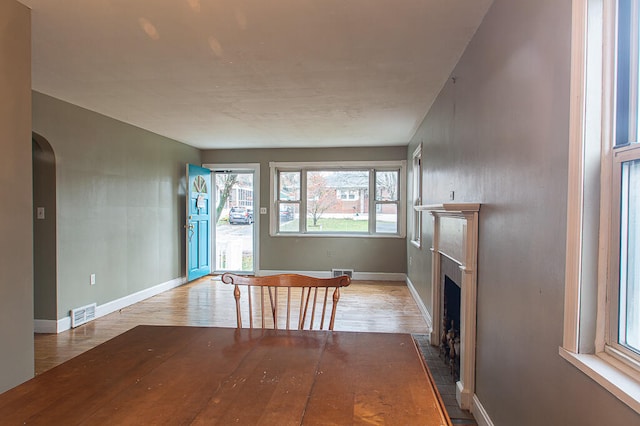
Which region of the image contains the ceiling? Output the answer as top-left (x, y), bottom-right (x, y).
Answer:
top-left (19, 0), bottom-right (493, 149)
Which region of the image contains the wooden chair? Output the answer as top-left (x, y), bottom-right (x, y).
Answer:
top-left (220, 273), bottom-right (351, 330)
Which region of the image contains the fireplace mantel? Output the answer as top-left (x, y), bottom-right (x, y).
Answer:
top-left (416, 202), bottom-right (480, 410)
top-left (415, 203), bottom-right (481, 215)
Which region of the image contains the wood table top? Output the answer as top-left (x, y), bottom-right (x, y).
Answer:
top-left (1, 326), bottom-right (451, 425)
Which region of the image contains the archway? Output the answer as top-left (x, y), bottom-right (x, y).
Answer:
top-left (32, 132), bottom-right (57, 331)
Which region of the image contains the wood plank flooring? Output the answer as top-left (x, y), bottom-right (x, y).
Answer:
top-left (34, 276), bottom-right (429, 375)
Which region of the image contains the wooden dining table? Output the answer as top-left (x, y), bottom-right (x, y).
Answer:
top-left (0, 326), bottom-right (451, 425)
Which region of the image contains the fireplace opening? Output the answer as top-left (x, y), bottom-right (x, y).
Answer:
top-left (441, 275), bottom-right (461, 381)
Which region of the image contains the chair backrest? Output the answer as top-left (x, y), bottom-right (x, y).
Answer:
top-left (221, 273), bottom-right (351, 331)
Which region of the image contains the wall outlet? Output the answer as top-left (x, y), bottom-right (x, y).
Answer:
top-left (90, 274), bottom-right (96, 285)
top-left (260, 207), bottom-right (267, 214)
top-left (409, 256), bottom-right (413, 266)
top-left (36, 207), bottom-right (45, 220)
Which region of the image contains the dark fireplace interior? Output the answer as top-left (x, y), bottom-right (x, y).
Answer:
top-left (440, 275), bottom-right (461, 381)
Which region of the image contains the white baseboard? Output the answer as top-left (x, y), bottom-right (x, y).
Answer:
top-left (259, 270), bottom-right (406, 281)
top-left (95, 276), bottom-right (186, 319)
top-left (472, 394), bottom-right (494, 426)
top-left (406, 276), bottom-right (432, 333)
top-left (259, 270), bottom-right (332, 278)
top-left (36, 276), bottom-right (187, 334)
top-left (354, 272), bottom-right (406, 281)
top-left (34, 319), bottom-right (59, 333)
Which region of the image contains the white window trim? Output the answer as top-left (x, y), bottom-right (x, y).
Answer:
top-left (609, 145), bottom-right (640, 367)
top-left (562, 0), bottom-right (640, 414)
top-left (410, 144), bottom-right (422, 249)
top-left (269, 160), bottom-right (406, 238)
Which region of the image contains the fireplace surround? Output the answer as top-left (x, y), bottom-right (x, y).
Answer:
top-left (415, 203), bottom-right (480, 410)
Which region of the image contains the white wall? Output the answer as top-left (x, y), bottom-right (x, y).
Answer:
top-left (0, 0), bottom-right (34, 393)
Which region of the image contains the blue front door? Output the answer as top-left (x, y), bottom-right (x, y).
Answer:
top-left (186, 164), bottom-right (211, 281)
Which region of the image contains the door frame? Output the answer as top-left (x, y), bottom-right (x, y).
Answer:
top-left (203, 163), bottom-right (260, 275)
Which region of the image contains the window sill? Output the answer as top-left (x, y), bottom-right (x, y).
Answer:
top-left (559, 347), bottom-right (640, 415)
top-left (270, 232), bottom-right (405, 239)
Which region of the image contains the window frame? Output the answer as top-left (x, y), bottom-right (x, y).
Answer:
top-left (275, 169), bottom-right (302, 234)
top-left (410, 145), bottom-right (423, 248)
top-left (608, 121), bottom-right (640, 367)
top-left (269, 160), bottom-right (406, 238)
top-left (608, 0), bottom-right (640, 369)
top-left (561, 0), bottom-right (640, 414)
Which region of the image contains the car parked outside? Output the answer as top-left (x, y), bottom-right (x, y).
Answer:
top-left (280, 205), bottom-right (294, 222)
top-left (229, 207), bottom-right (253, 225)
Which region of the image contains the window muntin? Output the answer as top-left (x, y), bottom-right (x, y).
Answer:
top-left (270, 161), bottom-right (405, 237)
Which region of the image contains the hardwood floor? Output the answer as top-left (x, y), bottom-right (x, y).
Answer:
top-left (34, 276), bottom-right (429, 375)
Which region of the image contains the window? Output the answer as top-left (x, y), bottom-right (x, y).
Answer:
top-left (612, 0), bottom-right (640, 360)
top-left (336, 189), bottom-right (359, 200)
top-left (411, 145), bottom-right (422, 248)
top-left (617, 155), bottom-right (640, 355)
top-left (562, 0), bottom-right (640, 414)
top-left (270, 161), bottom-right (406, 237)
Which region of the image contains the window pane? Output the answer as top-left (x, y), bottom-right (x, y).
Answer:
top-left (376, 170), bottom-right (399, 201)
top-left (620, 159), bottom-right (640, 353)
top-left (376, 203), bottom-right (398, 233)
top-left (278, 203), bottom-right (299, 232)
top-left (306, 171), bottom-right (368, 232)
top-left (279, 171), bottom-right (300, 201)
top-left (637, 9), bottom-right (640, 143)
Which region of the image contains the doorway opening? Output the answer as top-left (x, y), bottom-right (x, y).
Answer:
top-left (32, 132), bottom-right (58, 331)
top-left (207, 164), bottom-right (260, 274)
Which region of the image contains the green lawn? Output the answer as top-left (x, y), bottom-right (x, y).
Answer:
top-left (242, 253), bottom-right (253, 271)
top-left (280, 217), bottom-right (369, 232)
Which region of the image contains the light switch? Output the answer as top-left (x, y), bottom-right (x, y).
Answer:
top-left (36, 207), bottom-right (45, 220)
top-left (260, 207), bottom-right (267, 215)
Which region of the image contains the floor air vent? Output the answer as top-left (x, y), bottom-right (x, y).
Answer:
top-left (331, 269), bottom-right (354, 278)
top-left (71, 303), bottom-right (97, 328)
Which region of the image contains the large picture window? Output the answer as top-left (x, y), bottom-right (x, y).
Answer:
top-left (270, 161), bottom-right (405, 237)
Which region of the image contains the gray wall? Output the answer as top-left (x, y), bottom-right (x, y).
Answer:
top-left (32, 92), bottom-right (201, 320)
top-left (0, 0), bottom-right (33, 393)
top-left (407, 0), bottom-right (640, 424)
top-left (33, 134), bottom-right (57, 320)
top-left (202, 147), bottom-right (407, 274)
